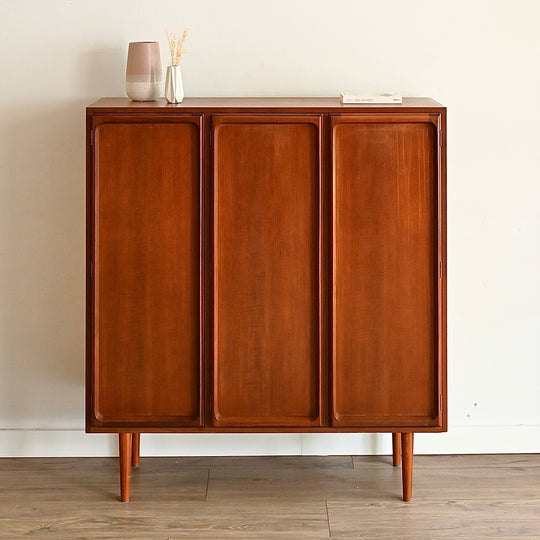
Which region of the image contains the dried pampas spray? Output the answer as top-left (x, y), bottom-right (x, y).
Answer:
top-left (166, 27), bottom-right (189, 66)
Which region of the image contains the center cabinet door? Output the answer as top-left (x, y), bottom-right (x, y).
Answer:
top-left (211, 115), bottom-right (326, 427)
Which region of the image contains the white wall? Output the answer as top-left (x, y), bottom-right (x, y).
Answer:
top-left (0, 0), bottom-right (539, 457)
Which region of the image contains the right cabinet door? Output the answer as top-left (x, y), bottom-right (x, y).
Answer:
top-left (331, 115), bottom-right (442, 428)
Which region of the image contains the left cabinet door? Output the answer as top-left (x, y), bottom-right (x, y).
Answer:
top-left (88, 117), bottom-right (203, 429)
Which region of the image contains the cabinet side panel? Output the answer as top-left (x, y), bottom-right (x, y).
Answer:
top-left (213, 119), bottom-right (321, 426)
top-left (332, 121), bottom-right (439, 426)
top-left (94, 121), bottom-right (201, 425)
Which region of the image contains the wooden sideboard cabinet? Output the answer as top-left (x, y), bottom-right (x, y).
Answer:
top-left (86, 97), bottom-right (447, 502)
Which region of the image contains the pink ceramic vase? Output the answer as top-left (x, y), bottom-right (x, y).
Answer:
top-left (126, 41), bottom-right (162, 101)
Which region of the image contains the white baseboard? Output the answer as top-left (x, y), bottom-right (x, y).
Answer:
top-left (0, 426), bottom-right (539, 457)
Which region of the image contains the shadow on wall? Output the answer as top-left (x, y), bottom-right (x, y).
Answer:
top-left (0, 47), bottom-right (127, 429)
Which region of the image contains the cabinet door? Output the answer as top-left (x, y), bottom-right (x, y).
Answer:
top-left (211, 115), bottom-right (325, 427)
top-left (331, 115), bottom-right (442, 428)
top-left (89, 117), bottom-right (202, 428)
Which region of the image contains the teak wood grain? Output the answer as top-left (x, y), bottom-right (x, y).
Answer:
top-left (401, 432), bottom-right (414, 501)
top-left (119, 433), bottom-right (132, 502)
top-left (331, 116), bottom-right (441, 428)
top-left (211, 115), bottom-right (324, 426)
top-left (90, 118), bottom-right (203, 429)
top-left (392, 433), bottom-right (401, 467)
top-left (131, 433), bottom-right (140, 467)
top-left (87, 96), bottom-right (443, 111)
top-left (86, 98), bottom-right (447, 502)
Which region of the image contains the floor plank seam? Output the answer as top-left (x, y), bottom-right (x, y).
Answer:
top-left (325, 500), bottom-right (332, 538)
top-left (2, 456), bottom-right (540, 537)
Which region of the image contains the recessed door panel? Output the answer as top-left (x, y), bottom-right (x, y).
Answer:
top-left (332, 117), bottom-right (440, 427)
top-left (92, 119), bottom-right (202, 426)
top-left (212, 115), bottom-right (323, 427)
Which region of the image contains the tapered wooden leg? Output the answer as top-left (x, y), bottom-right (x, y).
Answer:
top-left (132, 433), bottom-right (140, 467)
top-left (401, 432), bottom-right (414, 502)
top-left (392, 433), bottom-right (401, 466)
top-left (119, 433), bottom-right (132, 502)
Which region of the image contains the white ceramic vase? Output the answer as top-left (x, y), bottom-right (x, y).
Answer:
top-left (165, 65), bottom-right (184, 104)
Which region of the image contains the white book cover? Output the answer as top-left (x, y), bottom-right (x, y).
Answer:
top-left (340, 93), bottom-right (402, 104)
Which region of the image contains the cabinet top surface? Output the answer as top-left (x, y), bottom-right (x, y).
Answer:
top-left (87, 97), bottom-right (444, 112)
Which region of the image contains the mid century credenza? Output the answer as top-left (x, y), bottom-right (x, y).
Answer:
top-left (86, 97), bottom-right (447, 502)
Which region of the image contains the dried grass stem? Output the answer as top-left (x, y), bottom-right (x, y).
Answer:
top-left (166, 27), bottom-right (189, 66)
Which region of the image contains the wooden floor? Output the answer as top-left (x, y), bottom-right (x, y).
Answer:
top-left (1, 454), bottom-right (539, 538)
